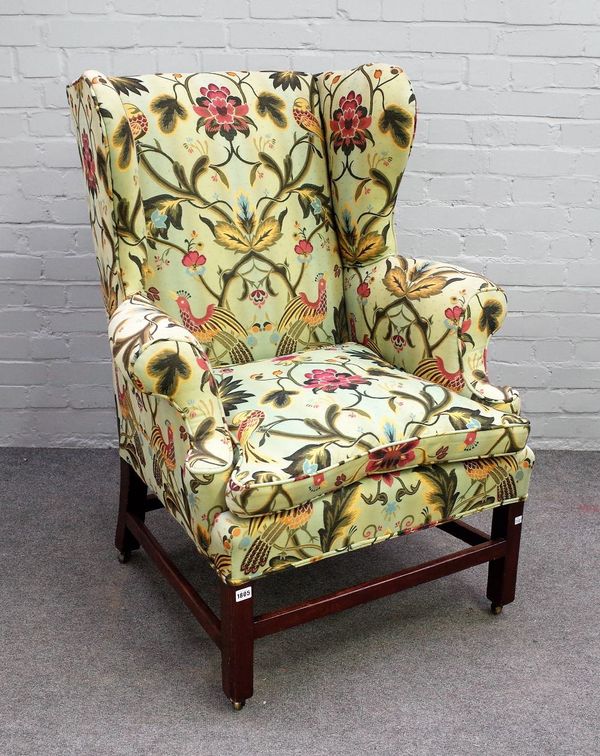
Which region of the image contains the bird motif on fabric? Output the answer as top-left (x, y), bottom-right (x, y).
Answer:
top-left (292, 97), bottom-right (324, 142)
top-left (150, 418), bottom-right (176, 488)
top-left (240, 502), bottom-right (313, 576)
top-left (464, 457), bottom-right (518, 501)
top-left (276, 274), bottom-right (328, 356)
top-left (414, 356), bottom-right (466, 392)
top-left (172, 291), bottom-right (252, 364)
top-left (232, 409), bottom-right (269, 465)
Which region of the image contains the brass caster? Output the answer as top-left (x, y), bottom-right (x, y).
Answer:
top-left (491, 603), bottom-right (503, 615)
top-left (231, 699), bottom-right (245, 711)
top-left (118, 549), bottom-right (131, 564)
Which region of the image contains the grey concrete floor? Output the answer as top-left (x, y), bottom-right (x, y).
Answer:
top-left (1, 448), bottom-right (599, 756)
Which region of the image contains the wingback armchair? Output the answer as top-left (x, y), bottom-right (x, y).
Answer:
top-left (67, 64), bottom-right (533, 709)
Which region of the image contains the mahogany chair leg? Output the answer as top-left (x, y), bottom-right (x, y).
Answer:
top-left (115, 458), bottom-right (148, 562)
top-left (486, 499), bottom-right (525, 614)
top-left (220, 581), bottom-right (254, 710)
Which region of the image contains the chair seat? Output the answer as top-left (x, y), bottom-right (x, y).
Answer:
top-left (208, 444), bottom-right (534, 583)
top-left (214, 343), bottom-right (529, 517)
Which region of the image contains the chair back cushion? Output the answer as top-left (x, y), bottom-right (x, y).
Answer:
top-left (68, 70), bottom-right (345, 365)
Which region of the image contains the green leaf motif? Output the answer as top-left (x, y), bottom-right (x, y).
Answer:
top-left (96, 146), bottom-right (110, 194)
top-left (283, 443), bottom-right (331, 478)
top-left (331, 302), bottom-right (349, 344)
top-left (261, 388), bottom-right (299, 409)
top-left (150, 94), bottom-right (188, 134)
top-left (112, 116), bottom-right (134, 170)
top-left (211, 165), bottom-right (229, 188)
top-left (192, 417), bottom-right (217, 445)
top-left (417, 464), bottom-right (459, 519)
top-left (109, 76), bottom-right (149, 96)
top-left (218, 376), bottom-right (253, 414)
top-left (370, 168), bottom-right (393, 198)
top-left (190, 155), bottom-right (210, 191)
top-left (147, 349), bottom-right (191, 396)
top-left (256, 91), bottom-right (288, 128)
top-left (445, 406), bottom-right (496, 432)
top-left (318, 486), bottom-right (359, 553)
top-left (258, 151), bottom-right (284, 185)
top-left (479, 299), bottom-right (504, 334)
top-left (378, 105), bottom-right (413, 149)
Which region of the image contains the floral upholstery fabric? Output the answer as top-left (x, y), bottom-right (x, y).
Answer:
top-left (343, 256), bottom-right (521, 414)
top-left (68, 68), bottom-right (344, 365)
top-left (210, 445), bottom-right (534, 584)
top-left (215, 344), bottom-right (529, 517)
top-left (67, 63), bottom-right (533, 584)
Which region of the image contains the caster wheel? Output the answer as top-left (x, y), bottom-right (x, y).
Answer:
top-left (118, 549), bottom-right (131, 564)
top-left (491, 603), bottom-right (503, 615)
top-left (231, 699), bottom-right (245, 711)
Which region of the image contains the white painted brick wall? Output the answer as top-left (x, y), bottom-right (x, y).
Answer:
top-left (0, 0), bottom-right (598, 449)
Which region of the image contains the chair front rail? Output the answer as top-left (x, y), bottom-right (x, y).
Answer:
top-left (124, 502), bottom-right (522, 642)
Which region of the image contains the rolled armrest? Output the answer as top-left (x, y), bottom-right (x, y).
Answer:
top-left (344, 255), bottom-right (521, 414)
top-left (108, 294), bottom-right (232, 464)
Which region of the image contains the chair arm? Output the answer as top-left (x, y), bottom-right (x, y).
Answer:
top-left (344, 255), bottom-right (521, 414)
top-left (108, 293), bottom-right (233, 468)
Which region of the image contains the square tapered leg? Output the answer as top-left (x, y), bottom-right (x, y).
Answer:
top-left (115, 459), bottom-right (148, 561)
top-left (220, 581), bottom-right (254, 710)
top-left (487, 500), bottom-right (525, 613)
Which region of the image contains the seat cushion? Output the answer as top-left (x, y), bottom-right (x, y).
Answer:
top-left (208, 445), bottom-right (535, 584)
top-left (214, 343), bottom-right (530, 517)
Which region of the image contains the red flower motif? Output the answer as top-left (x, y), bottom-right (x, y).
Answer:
top-left (357, 281), bottom-right (371, 299)
top-left (464, 431), bottom-right (478, 449)
top-left (193, 84), bottom-right (250, 141)
top-left (294, 239), bottom-right (313, 257)
top-left (330, 91), bottom-right (372, 155)
top-left (444, 305), bottom-right (464, 324)
top-left (392, 333), bottom-right (406, 352)
top-left (81, 132), bottom-right (97, 194)
top-left (335, 473), bottom-right (347, 487)
top-left (304, 368), bottom-right (370, 393)
top-left (365, 439), bottom-right (420, 475)
top-left (182, 250), bottom-right (206, 269)
top-left (312, 472), bottom-right (325, 487)
top-left (249, 288), bottom-right (268, 307)
top-left (146, 286), bottom-right (160, 302)
top-left (179, 425), bottom-right (188, 441)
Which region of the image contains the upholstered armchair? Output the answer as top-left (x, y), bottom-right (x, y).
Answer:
top-left (67, 64), bottom-right (533, 709)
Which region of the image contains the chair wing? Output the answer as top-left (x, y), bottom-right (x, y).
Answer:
top-left (67, 73), bottom-right (147, 315)
top-left (317, 64), bottom-right (518, 412)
